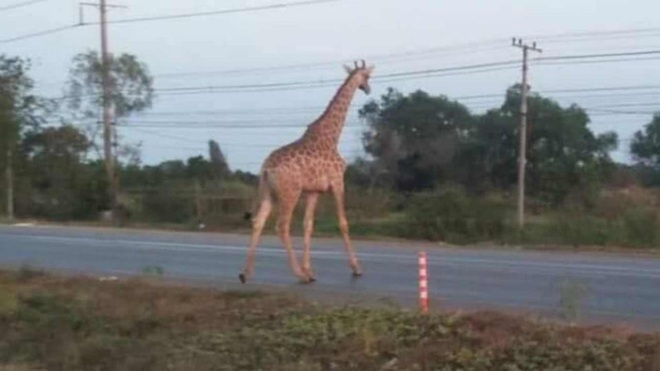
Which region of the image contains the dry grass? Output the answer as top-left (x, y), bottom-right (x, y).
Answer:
top-left (1, 268), bottom-right (659, 370)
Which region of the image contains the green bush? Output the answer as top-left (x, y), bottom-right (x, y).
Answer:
top-left (510, 208), bottom-right (660, 249)
top-left (139, 191), bottom-right (193, 224)
top-left (401, 188), bottom-right (510, 244)
top-left (547, 215), bottom-right (615, 246)
top-left (622, 208), bottom-right (660, 247)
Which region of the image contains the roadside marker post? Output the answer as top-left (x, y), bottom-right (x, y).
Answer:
top-left (419, 251), bottom-right (429, 314)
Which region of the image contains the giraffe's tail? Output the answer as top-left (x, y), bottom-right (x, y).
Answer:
top-left (243, 169), bottom-right (271, 221)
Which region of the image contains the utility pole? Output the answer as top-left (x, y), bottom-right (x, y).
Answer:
top-left (1, 98), bottom-right (15, 222)
top-left (100, 0), bottom-right (117, 225)
top-left (5, 146), bottom-right (13, 221)
top-left (511, 38), bottom-right (541, 228)
top-left (81, 1), bottom-right (125, 225)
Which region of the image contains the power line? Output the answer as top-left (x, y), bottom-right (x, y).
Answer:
top-left (152, 63), bottom-right (521, 96)
top-left (156, 79), bottom-right (339, 93)
top-left (149, 48), bottom-right (660, 96)
top-left (0, 24), bottom-right (79, 43)
top-left (0, 0), bottom-right (46, 11)
top-left (45, 85), bottom-right (660, 111)
top-left (100, 0), bottom-right (339, 25)
top-left (133, 111), bottom-right (361, 119)
top-left (0, 0), bottom-right (340, 44)
top-left (132, 106), bottom-right (332, 116)
top-left (120, 117), bottom-right (361, 125)
top-left (31, 41), bottom-right (510, 88)
top-left (536, 49), bottom-right (660, 62)
top-left (587, 108), bottom-right (657, 116)
top-left (154, 42), bottom-right (509, 79)
top-left (43, 117), bottom-right (364, 129)
top-left (122, 126), bottom-right (279, 148)
top-left (586, 102), bottom-right (660, 109)
top-left (23, 37), bottom-right (660, 95)
top-left (545, 91), bottom-right (660, 101)
top-left (123, 122), bottom-right (363, 129)
top-left (375, 60), bottom-right (519, 80)
top-left (541, 84), bottom-right (660, 95)
top-left (376, 65), bottom-right (519, 84)
top-left (143, 29), bottom-right (660, 79)
top-left (529, 26), bottom-right (660, 42)
top-left (535, 55), bottom-right (660, 67)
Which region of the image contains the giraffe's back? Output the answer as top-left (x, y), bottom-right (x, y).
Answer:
top-left (262, 143), bottom-right (345, 193)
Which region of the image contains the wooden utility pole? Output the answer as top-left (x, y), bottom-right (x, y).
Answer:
top-left (511, 38), bottom-right (541, 228)
top-left (81, 0), bottom-right (125, 224)
top-left (99, 0), bottom-right (118, 224)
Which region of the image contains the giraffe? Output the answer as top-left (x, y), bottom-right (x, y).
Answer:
top-left (239, 60), bottom-right (375, 284)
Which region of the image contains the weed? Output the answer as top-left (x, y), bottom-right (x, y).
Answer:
top-left (0, 268), bottom-right (657, 371)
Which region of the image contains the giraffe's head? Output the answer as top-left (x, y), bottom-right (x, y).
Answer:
top-left (343, 60), bottom-right (375, 95)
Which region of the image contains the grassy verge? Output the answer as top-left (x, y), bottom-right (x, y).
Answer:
top-left (0, 268), bottom-right (659, 370)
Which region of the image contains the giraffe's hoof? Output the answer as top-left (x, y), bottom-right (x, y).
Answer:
top-left (239, 273), bottom-right (247, 284)
top-left (308, 276), bottom-right (317, 283)
top-left (297, 276), bottom-right (315, 284)
top-left (352, 271), bottom-right (363, 278)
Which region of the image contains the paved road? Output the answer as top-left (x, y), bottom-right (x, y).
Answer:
top-left (1, 224), bottom-right (660, 329)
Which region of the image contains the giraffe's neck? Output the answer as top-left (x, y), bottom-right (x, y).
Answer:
top-left (301, 73), bottom-right (361, 149)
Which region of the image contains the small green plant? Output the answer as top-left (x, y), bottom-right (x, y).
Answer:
top-left (13, 264), bottom-right (45, 282)
top-left (140, 265), bottom-right (164, 277)
top-left (557, 277), bottom-right (590, 324)
top-left (0, 285), bottom-right (18, 315)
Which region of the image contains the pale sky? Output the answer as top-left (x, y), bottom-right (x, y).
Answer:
top-left (2, 0), bottom-right (659, 173)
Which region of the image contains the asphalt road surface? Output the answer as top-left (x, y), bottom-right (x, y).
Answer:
top-left (1, 224), bottom-right (659, 329)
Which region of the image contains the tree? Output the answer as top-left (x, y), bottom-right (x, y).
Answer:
top-left (186, 155), bottom-right (213, 181)
top-left (65, 50), bottom-right (153, 215)
top-left (359, 88), bottom-right (473, 191)
top-left (357, 85), bottom-right (618, 205)
top-left (66, 50), bottom-right (153, 162)
top-left (208, 140), bottom-right (230, 184)
top-left (0, 55), bottom-right (49, 219)
top-left (631, 113), bottom-right (660, 169)
top-left (491, 84), bottom-right (618, 204)
top-left (67, 50), bottom-right (154, 120)
top-left (20, 125), bottom-right (100, 219)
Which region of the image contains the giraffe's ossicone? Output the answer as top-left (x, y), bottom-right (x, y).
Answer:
top-left (239, 61), bottom-right (375, 284)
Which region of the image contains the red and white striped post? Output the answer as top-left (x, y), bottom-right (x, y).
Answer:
top-left (418, 251), bottom-right (429, 314)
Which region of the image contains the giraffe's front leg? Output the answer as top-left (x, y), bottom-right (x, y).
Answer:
top-left (276, 187), bottom-right (312, 283)
top-left (302, 192), bottom-right (319, 281)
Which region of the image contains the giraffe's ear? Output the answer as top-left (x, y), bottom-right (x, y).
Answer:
top-left (366, 65), bottom-right (375, 74)
top-left (343, 64), bottom-right (353, 74)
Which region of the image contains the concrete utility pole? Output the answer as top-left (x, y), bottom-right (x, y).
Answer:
top-left (5, 146), bottom-right (13, 221)
top-left (511, 38), bottom-right (542, 228)
top-left (2, 96), bottom-right (14, 222)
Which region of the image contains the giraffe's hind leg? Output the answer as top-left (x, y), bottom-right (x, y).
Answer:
top-left (302, 192), bottom-right (320, 281)
top-left (240, 176), bottom-right (273, 283)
